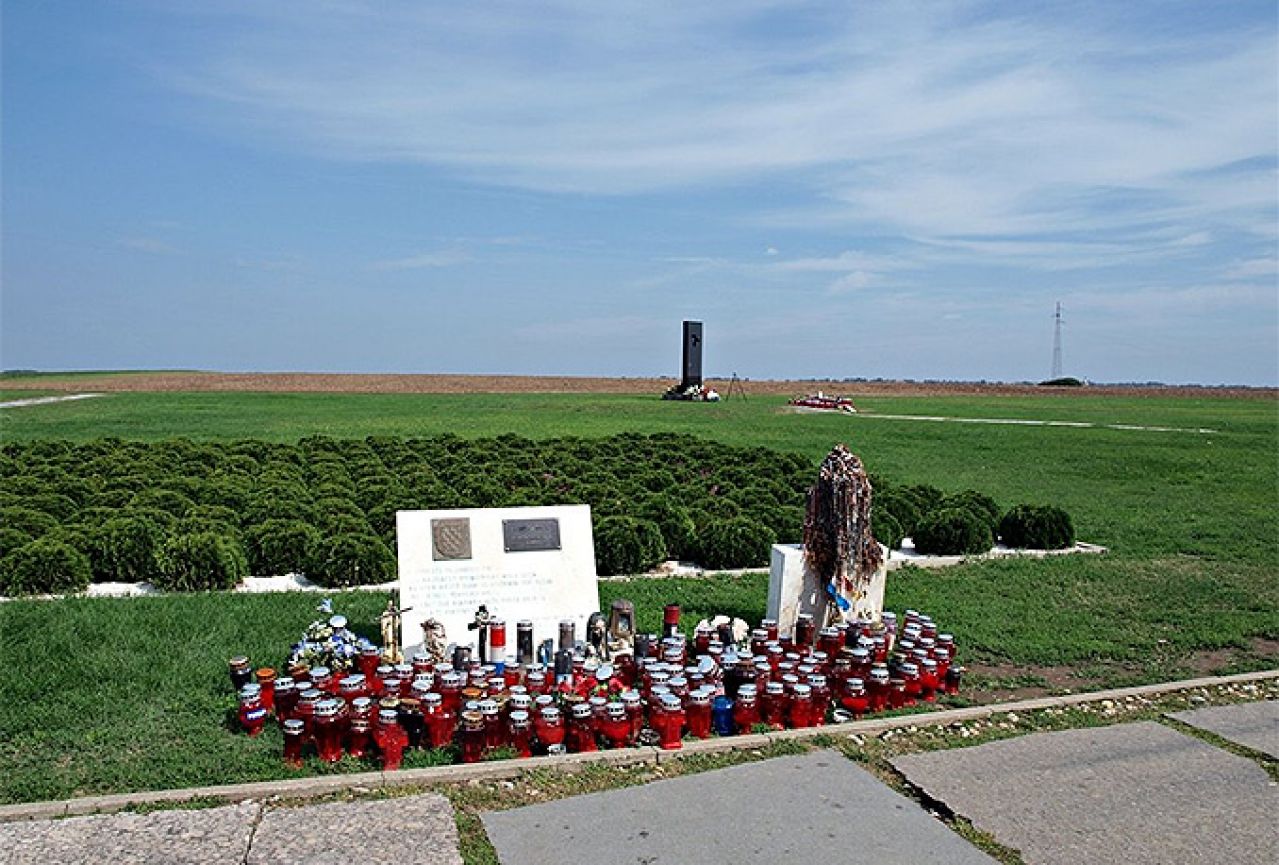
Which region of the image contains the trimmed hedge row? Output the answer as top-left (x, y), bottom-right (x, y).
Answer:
top-left (0, 433), bottom-right (816, 591)
top-left (0, 433), bottom-right (1073, 593)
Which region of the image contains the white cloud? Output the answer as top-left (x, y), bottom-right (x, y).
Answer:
top-left (155, 3), bottom-right (1275, 246)
top-left (369, 249), bottom-right (472, 271)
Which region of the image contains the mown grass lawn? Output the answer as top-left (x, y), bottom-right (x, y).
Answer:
top-left (0, 388), bottom-right (1275, 803)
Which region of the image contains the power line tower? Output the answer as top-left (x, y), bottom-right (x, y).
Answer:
top-left (1050, 302), bottom-right (1064, 379)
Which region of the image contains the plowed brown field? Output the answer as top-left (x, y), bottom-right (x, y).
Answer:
top-left (2, 371), bottom-right (1272, 399)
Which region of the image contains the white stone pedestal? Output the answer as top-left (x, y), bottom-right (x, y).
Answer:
top-left (766, 544), bottom-right (888, 638)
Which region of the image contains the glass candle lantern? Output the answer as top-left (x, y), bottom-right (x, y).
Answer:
top-left (712, 695), bottom-right (734, 736)
top-left (733, 685), bottom-right (760, 732)
top-left (900, 662), bottom-right (921, 706)
top-left (842, 677), bottom-right (869, 718)
top-left (310, 666), bottom-right (334, 695)
top-left (794, 613), bottom-right (816, 649)
top-left (438, 672), bottom-right (465, 715)
top-left (600, 702), bottom-right (631, 749)
top-left (288, 662), bottom-right (311, 684)
top-left (479, 699), bottom-right (504, 750)
top-left (423, 693), bottom-right (456, 749)
top-left (273, 677), bottom-right (298, 722)
top-left (458, 711), bottom-right (486, 763)
top-left (238, 684), bottom-right (268, 737)
top-left (685, 689), bottom-right (713, 739)
top-left (790, 683), bottom-right (815, 728)
top-left (761, 682), bottom-right (787, 730)
top-left (312, 699), bottom-right (343, 763)
top-left (379, 715), bottom-right (409, 771)
top-left (662, 604), bottom-right (681, 639)
top-left (534, 706), bottom-right (565, 751)
top-left (282, 718), bottom-right (306, 767)
top-left (761, 618), bottom-right (779, 642)
top-left (338, 674), bottom-right (366, 703)
top-left (398, 698), bottom-right (425, 748)
top-left (817, 628), bottom-right (841, 659)
top-left (656, 694), bottom-right (685, 750)
top-left (944, 665), bottom-right (963, 695)
top-left (867, 666), bottom-right (890, 713)
top-left (620, 690), bottom-right (644, 742)
top-left (229, 656), bottom-right (253, 691)
top-left (568, 702), bottom-right (597, 753)
top-left (508, 710), bottom-right (533, 758)
top-left (919, 658), bottom-right (939, 702)
top-left (411, 653), bottom-right (433, 676)
top-left (808, 675), bottom-right (830, 725)
top-left (255, 668), bottom-right (277, 712)
top-left (888, 676), bottom-right (907, 710)
top-left (347, 717), bottom-right (372, 758)
top-left (359, 646), bottom-right (382, 680)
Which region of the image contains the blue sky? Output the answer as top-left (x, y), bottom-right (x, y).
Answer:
top-left (3, 1), bottom-right (1276, 384)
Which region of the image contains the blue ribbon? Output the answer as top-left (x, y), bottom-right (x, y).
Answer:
top-left (826, 581), bottom-right (851, 611)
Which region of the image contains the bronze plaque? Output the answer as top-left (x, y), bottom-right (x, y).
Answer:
top-left (503, 518), bottom-right (561, 552)
top-left (431, 518), bottom-right (472, 561)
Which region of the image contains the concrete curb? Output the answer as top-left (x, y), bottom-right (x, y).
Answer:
top-left (2, 669), bottom-right (1274, 823)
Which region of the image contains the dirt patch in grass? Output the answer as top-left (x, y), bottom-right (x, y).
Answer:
top-left (967, 638), bottom-right (1279, 702)
top-left (2, 371), bottom-right (1272, 399)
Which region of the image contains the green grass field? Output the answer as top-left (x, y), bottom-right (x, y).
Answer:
top-left (1, 388), bottom-right (1275, 803)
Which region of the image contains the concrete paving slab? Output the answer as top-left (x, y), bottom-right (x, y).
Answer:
top-left (247, 793), bottom-right (461, 865)
top-left (483, 749), bottom-right (997, 865)
top-left (893, 721), bottom-right (1279, 865)
top-left (1167, 700), bottom-right (1278, 759)
top-left (0, 801), bottom-right (259, 865)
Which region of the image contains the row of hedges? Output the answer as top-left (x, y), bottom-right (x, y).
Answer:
top-left (0, 434), bottom-right (1072, 594)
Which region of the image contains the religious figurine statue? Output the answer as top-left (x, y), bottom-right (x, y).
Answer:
top-left (803, 443), bottom-right (884, 627)
top-left (420, 617), bottom-right (448, 665)
top-left (606, 599), bottom-right (636, 657)
top-left (584, 612), bottom-right (609, 661)
top-left (379, 598), bottom-right (410, 664)
top-left (468, 605), bottom-right (492, 664)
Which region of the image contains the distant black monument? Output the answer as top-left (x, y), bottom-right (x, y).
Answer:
top-left (663, 320), bottom-right (714, 401)
top-left (681, 320), bottom-right (703, 388)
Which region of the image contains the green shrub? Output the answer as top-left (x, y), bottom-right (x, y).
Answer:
top-left (0, 538), bottom-right (92, 596)
top-left (912, 508), bottom-right (993, 555)
top-left (999, 504), bottom-right (1075, 550)
top-left (154, 532), bottom-right (248, 591)
top-left (594, 516), bottom-right (667, 576)
top-left (25, 492), bottom-right (80, 521)
top-left (0, 506), bottom-right (56, 539)
top-left (874, 512), bottom-right (904, 551)
top-left (901, 484), bottom-right (945, 515)
top-left (698, 518), bottom-right (776, 570)
top-left (96, 516), bottom-right (166, 583)
top-left (308, 533), bottom-right (396, 587)
top-left (0, 527), bottom-right (35, 557)
top-left (245, 519), bottom-right (321, 575)
top-left (874, 490), bottom-right (921, 536)
top-left (130, 488), bottom-right (195, 517)
top-left (940, 490), bottom-right (1001, 532)
top-left (636, 498), bottom-right (698, 561)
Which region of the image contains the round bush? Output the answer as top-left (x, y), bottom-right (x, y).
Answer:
top-left (245, 519), bottom-right (321, 575)
top-left (912, 508), bottom-right (993, 555)
top-left (0, 527), bottom-right (34, 557)
top-left (594, 516), bottom-right (667, 576)
top-left (0, 506), bottom-right (56, 539)
top-left (636, 498), bottom-right (698, 561)
top-left (0, 538), bottom-right (92, 596)
top-left (874, 511), bottom-right (904, 551)
top-left (874, 491), bottom-right (921, 536)
top-left (96, 516), bottom-right (166, 583)
top-left (698, 518), bottom-right (776, 570)
top-left (940, 490), bottom-right (1001, 533)
top-left (308, 533), bottom-right (396, 588)
top-left (999, 504), bottom-right (1075, 550)
top-left (154, 532), bottom-right (248, 591)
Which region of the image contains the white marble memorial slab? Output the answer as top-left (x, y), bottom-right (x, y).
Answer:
top-left (397, 505), bottom-right (600, 658)
top-left (767, 543), bottom-right (887, 636)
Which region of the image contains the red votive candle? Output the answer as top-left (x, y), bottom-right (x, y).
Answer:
top-left (312, 699), bottom-right (343, 763)
top-left (282, 718), bottom-right (306, 767)
top-left (239, 685), bottom-right (268, 737)
top-left (600, 702), bottom-right (630, 749)
top-left (535, 706), bottom-right (565, 751)
top-left (508, 710), bottom-right (533, 758)
top-left (663, 604), bottom-right (681, 638)
top-left (568, 702), bottom-right (598, 753)
top-left (685, 688), bottom-right (713, 739)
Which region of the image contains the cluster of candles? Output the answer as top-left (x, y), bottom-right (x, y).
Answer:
top-left (230, 606), bottom-right (962, 769)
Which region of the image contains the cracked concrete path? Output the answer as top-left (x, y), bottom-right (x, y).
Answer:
top-left (0, 793), bottom-right (460, 865)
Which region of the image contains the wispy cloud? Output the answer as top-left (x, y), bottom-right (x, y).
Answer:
top-left (369, 249), bottom-right (472, 271)
top-left (118, 236), bottom-right (180, 255)
top-left (155, 2), bottom-right (1275, 249)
